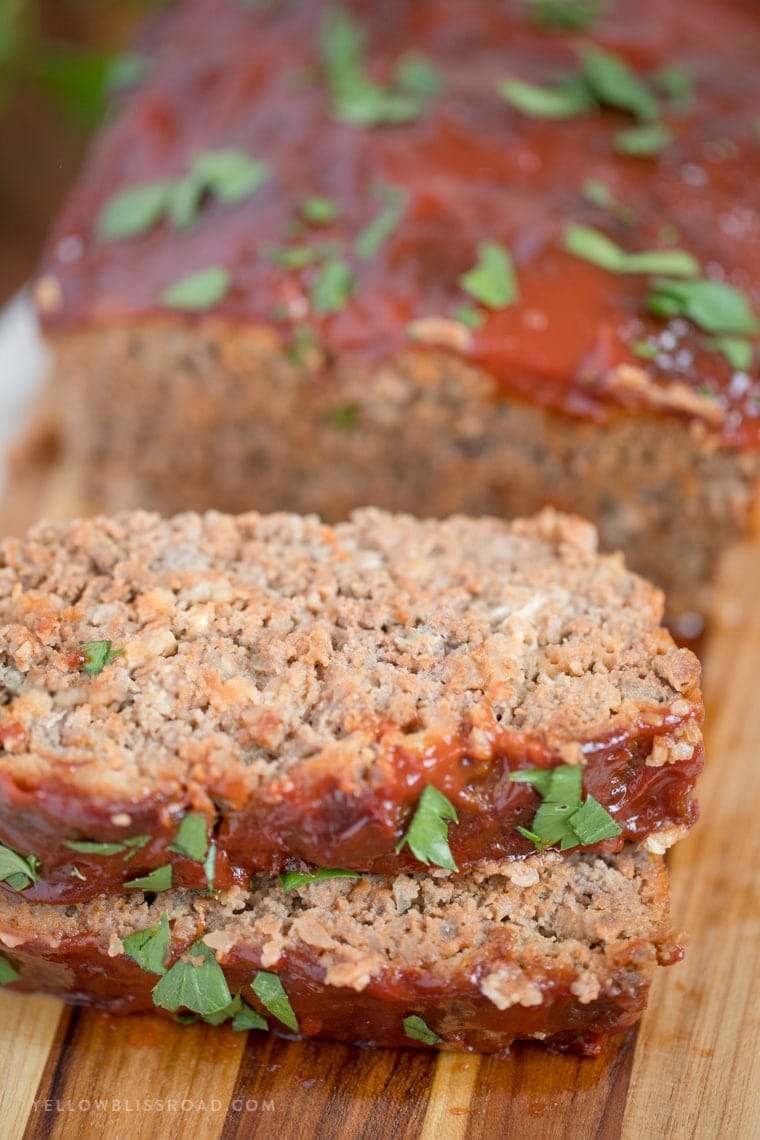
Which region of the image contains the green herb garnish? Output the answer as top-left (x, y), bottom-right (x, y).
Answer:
top-left (105, 52), bottom-right (151, 95)
top-left (325, 403), bottom-right (359, 431)
top-left (98, 149), bottom-right (269, 240)
top-left (310, 258), bottom-right (354, 314)
top-left (614, 122), bottom-right (673, 157)
top-left (321, 7), bottom-right (441, 126)
top-left (97, 182), bottom-right (171, 241)
top-left (403, 1015), bottom-right (444, 1045)
top-left (203, 840), bottom-right (217, 892)
top-left (279, 867), bottom-right (360, 891)
top-left (581, 179), bottom-right (637, 225)
top-left (355, 183), bottom-right (407, 258)
top-left (454, 304), bottom-right (487, 330)
top-left (70, 866), bottom-right (87, 881)
top-left (252, 971), bottom-right (299, 1031)
top-left (497, 75), bottom-right (593, 120)
top-left (394, 785), bottom-right (459, 871)
top-left (124, 864), bottom-right (173, 892)
top-left (459, 242), bottom-right (519, 308)
top-left (710, 336), bottom-right (754, 371)
top-left (122, 912), bottom-right (171, 975)
top-left (232, 1002), bottom-right (269, 1032)
top-left (152, 939), bottom-right (232, 1017)
top-left (563, 224), bottom-right (699, 277)
top-left (78, 640), bottom-right (124, 678)
top-left (646, 278), bottom-right (758, 336)
top-left (65, 840), bottom-right (129, 857)
top-left (523, 0), bottom-right (608, 31)
top-left (630, 338), bottom-right (659, 361)
top-left (579, 46), bottom-right (658, 121)
top-left (300, 195), bottom-right (340, 224)
top-left (0, 953), bottom-right (20, 985)
top-left (168, 814), bottom-right (209, 862)
top-left (160, 267), bottom-right (230, 311)
top-left (0, 842), bottom-right (39, 891)
top-left (511, 764), bottom-right (621, 851)
top-left (654, 64), bottom-right (693, 104)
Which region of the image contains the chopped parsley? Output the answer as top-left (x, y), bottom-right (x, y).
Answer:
top-left (202, 992), bottom-right (268, 1029)
top-left (497, 75), bottom-right (593, 120)
top-left (122, 912), bottom-right (171, 975)
top-left (581, 179), bottom-right (637, 225)
top-left (563, 224), bottom-right (699, 277)
top-left (300, 195), bottom-right (340, 224)
top-left (203, 840), bottom-right (217, 892)
top-left (78, 640), bottom-right (124, 678)
top-left (152, 939), bottom-right (232, 1017)
top-left (98, 149), bottom-right (269, 240)
top-left (310, 258), bottom-right (354, 314)
top-left (403, 1015), bottom-right (443, 1045)
top-left (124, 864), bottom-right (173, 892)
top-left (279, 867), bottom-right (360, 891)
top-left (523, 0), bottom-right (608, 31)
top-left (579, 46), bottom-right (658, 121)
top-left (630, 338), bottom-right (659, 361)
top-left (251, 970), bottom-right (299, 1032)
top-left (394, 785), bottom-right (459, 871)
top-left (160, 267), bottom-right (231, 311)
top-left (0, 953), bottom-right (20, 985)
top-left (511, 764), bottom-right (622, 851)
top-left (710, 336), bottom-right (753, 372)
top-left (320, 6), bottom-right (442, 126)
top-left (614, 122), bottom-right (673, 157)
top-left (0, 842), bottom-right (40, 891)
top-left (459, 242), bottom-right (519, 308)
top-left (646, 278), bottom-right (758, 336)
top-left (355, 183), bottom-right (407, 259)
top-left (454, 304), bottom-right (487, 330)
top-left (168, 813), bottom-right (209, 863)
top-left (325, 403), bottom-right (359, 432)
top-left (65, 835), bottom-right (150, 860)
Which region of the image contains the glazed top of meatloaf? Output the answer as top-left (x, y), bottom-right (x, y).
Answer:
top-left (0, 507), bottom-right (702, 895)
top-left (35, 0), bottom-right (759, 445)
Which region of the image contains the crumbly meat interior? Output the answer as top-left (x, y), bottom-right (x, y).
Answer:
top-left (0, 508), bottom-right (699, 799)
top-left (0, 847), bottom-right (672, 1002)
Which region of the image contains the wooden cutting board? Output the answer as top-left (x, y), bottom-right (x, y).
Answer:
top-left (0, 457), bottom-right (757, 1140)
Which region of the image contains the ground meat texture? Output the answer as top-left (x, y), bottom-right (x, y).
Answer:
top-left (33, 0), bottom-right (760, 627)
top-left (0, 508), bottom-right (702, 902)
top-left (0, 846), bottom-right (682, 1056)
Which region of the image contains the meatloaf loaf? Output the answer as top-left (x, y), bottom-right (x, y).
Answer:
top-left (0, 507), bottom-right (702, 903)
top-left (33, 0), bottom-right (760, 628)
top-left (0, 845), bottom-right (681, 1056)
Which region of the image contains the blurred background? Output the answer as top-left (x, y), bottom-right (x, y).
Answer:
top-left (0, 0), bottom-right (162, 303)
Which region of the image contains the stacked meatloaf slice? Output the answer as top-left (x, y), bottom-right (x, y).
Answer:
top-left (0, 508), bottom-right (701, 1053)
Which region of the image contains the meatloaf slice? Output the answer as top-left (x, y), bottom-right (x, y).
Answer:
top-left (0, 507), bottom-right (702, 902)
top-left (0, 846), bottom-right (681, 1056)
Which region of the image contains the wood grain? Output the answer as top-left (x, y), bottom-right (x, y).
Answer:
top-left (0, 459), bottom-right (756, 1140)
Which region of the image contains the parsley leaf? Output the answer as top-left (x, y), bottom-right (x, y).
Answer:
top-left (0, 953), bottom-right (20, 985)
top-left (579, 46), bottom-right (658, 121)
top-left (310, 258), bottom-right (354, 314)
top-left (459, 242), bottom-right (519, 308)
top-left (523, 0), bottom-right (608, 31)
top-left (403, 1015), bottom-right (443, 1045)
top-left (279, 867), bottom-right (360, 891)
top-left (168, 813), bottom-right (209, 863)
top-left (497, 75), bottom-right (593, 120)
top-left (301, 195), bottom-right (340, 224)
top-left (614, 122), bottom-right (673, 157)
top-left (152, 939), bottom-right (232, 1017)
top-left (203, 840), bottom-right (217, 891)
top-left (97, 182), bottom-right (171, 240)
top-left (511, 765), bottom-right (622, 851)
top-left (563, 224), bottom-right (699, 277)
top-left (710, 336), bottom-right (753, 371)
top-left (251, 970), bottom-right (299, 1031)
top-left (65, 839), bottom-right (128, 856)
top-left (78, 640), bottom-right (124, 678)
top-left (124, 864), bottom-right (173, 891)
top-left (232, 1003), bottom-right (269, 1032)
top-left (394, 785), bottom-right (459, 871)
top-left (321, 6), bottom-right (441, 126)
top-left (160, 267), bottom-right (230, 311)
top-left (455, 304), bottom-right (486, 330)
top-left (582, 179), bottom-right (638, 225)
top-left (355, 183), bottom-right (407, 258)
top-left (122, 912), bottom-right (171, 975)
top-left (647, 278), bottom-right (758, 336)
top-left (0, 842), bottom-right (40, 891)
top-left (191, 149), bottom-right (270, 206)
